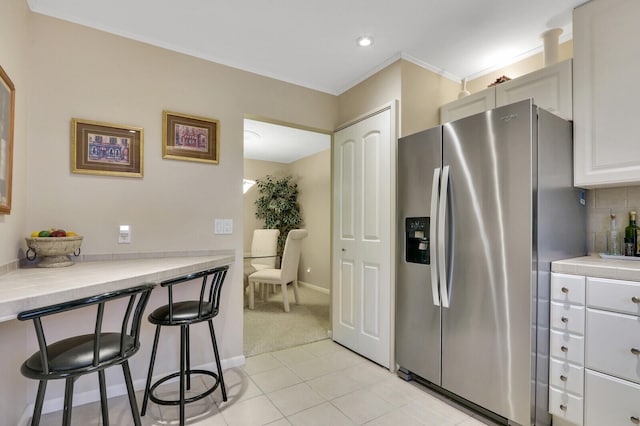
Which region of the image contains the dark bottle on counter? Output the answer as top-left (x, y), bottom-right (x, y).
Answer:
top-left (624, 211), bottom-right (638, 256)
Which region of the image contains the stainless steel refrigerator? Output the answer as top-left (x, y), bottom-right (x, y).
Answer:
top-left (396, 99), bottom-right (586, 426)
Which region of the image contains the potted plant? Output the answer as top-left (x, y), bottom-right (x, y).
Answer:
top-left (254, 175), bottom-right (303, 256)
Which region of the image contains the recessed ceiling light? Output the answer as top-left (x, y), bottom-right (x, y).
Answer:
top-left (356, 35), bottom-right (374, 47)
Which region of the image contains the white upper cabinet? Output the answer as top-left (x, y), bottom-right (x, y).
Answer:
top-left (495, 59), bottom-right (572, 120)
top-left (440, 89), bottom-right (495, 124)
top-left (440, 60), bottom-right (573, 124)
top-left (573, 0), bottom-right (640, 188)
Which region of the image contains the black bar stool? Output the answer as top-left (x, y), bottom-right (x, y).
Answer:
top-left (141, 265), bottom-right (228, 425)
top-left (17, 283), bottom-right (155, 426)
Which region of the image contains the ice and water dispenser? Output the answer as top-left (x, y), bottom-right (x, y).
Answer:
top-left (405, 217), bottom-right (429, 264)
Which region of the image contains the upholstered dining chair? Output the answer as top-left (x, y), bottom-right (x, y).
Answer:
top-left (247, 229), bottom-right (308, 312)
top-left (244, 229), bottom-right (280, 300)
top-left (249, 229), bottom-right (280, 271)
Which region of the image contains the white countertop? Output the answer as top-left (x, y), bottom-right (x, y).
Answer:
top-left (552, 254), bottom-right (640, 281)
top-left (0, 254), bottom-right (234, 322)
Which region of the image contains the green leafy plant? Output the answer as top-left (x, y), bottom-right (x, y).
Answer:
top-left (254, 175), bottom-right (303, 256)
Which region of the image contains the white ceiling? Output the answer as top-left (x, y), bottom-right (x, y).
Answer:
top-left (27, 0), bottom-right (587, 96)
top-left (244, 119), bottom-right (330, 164)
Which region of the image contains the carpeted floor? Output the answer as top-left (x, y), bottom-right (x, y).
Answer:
top-left (243, 284), bottom-right (330, 356)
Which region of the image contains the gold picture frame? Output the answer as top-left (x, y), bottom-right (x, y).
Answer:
top-left (163, 111), bottom-right (219, 164)
top-left (71, 118), bottom-right (143, 178)
top-left (0, 65), bottom-right (15, 214)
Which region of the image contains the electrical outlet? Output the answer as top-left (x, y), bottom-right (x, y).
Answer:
top-left (118, 225), bottom-right (131, 243)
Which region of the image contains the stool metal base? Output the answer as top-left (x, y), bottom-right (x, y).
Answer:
top-left (147, 369), bottom-right (222, 407)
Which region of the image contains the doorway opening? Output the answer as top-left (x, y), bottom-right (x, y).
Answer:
top-left (242, 117), bottom-right (331, 356)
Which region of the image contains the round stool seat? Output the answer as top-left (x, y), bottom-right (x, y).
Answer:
top-left (22, 333), bottom-right (136, 379)
top-left (149, 301), bottom-right (218, 325)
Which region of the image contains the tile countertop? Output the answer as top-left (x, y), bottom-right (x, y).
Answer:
top-left (552, 254), bottom-right (640, 282)
top-left (0, 254), bottom-right (234, 322)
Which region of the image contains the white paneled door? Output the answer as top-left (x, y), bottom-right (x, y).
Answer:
top-left (332, 105), bottom-right (395, 369)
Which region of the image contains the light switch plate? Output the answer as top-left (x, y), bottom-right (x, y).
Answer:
top-left (214, 219), bottom-right (233, 234)
top-left (118, 225), bottom-right (131, 243)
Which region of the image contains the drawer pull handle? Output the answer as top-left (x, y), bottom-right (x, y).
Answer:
top-left (561, 287), bottom-right (569, 294)
top-left (632, 348), bottom-right (640, 356)
top-left (560, 404), bottom-right (567, 411)
top-left (632, 296), bottom-right (640, 304)
top-left (561, 316), bottom-right (569, 323)
top-left (631, 416), bottom-right (639, 425)
top-left (561, 346), bottom-right (569, 353)
top-left (560, 375), bottom-right (568, 382)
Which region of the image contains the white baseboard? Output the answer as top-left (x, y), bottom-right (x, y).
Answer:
top-left (298, 281), bottom-right (330, 295)
top-left (18, 354), bottom-right (245, 425)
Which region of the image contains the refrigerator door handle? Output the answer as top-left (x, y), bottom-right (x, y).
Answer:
top-left (430, 167), bottom-right (441, 306)
top-left (438, 165), bottom-right (450, 308)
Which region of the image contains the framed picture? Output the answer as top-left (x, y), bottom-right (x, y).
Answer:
top-left (163, 111), bottom-right (219, 164)
top-left (71, 118), bottom-right (143, 178)
top-left (0, 65), bottom-right (15, 214)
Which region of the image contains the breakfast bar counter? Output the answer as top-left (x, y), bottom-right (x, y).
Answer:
top-left (0, 253), bottom-right (234, 322)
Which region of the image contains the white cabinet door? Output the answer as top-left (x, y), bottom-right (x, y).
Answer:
top-left (496, 59), bottom-right (572, 120)
top-left (585, 370), bottom-right (640, 426)
top-left (440, 88), bottom-right (495, 124)
top-left (332, 105), bottom-right (395, 369)
top-left (573, 0), bottom-right (640, 187)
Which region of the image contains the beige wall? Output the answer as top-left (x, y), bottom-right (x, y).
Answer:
top-left (0, 1), bottom-right (31, 424)
top-left (337, 61), bottom-right (402, 127)
top-left (400, 60), bottom-right (459, 136)
top-left (243, 150), bottom-right (331, 290)
top-left (1, 5), bottom-right (337, 420)
top-left (289, 149), bottom-right (331, 289)
top-left (0, 0), bottom-right (29, 267)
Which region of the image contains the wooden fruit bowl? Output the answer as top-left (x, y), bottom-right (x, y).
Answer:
top-left (25, 236), bottom-right (83, 267)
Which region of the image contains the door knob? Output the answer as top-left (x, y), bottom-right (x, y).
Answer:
top-left (561, 287), bottom-right (569, 294)
top-left (561, 346), bottom-right (568, 353)
top-left (561, 316), bottom-right (569, 323)
top-left (341, 248), bottom-right (346, 252)
top-left (632, 296), bottom-right (640, 304)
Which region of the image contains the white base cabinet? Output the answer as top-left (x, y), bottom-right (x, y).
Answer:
top-left (440, 59), bottom-right (572, 124)
top-left (585, 370), bottom-right (640, 426)
top-left (550, 273), bottom-right (640, 425)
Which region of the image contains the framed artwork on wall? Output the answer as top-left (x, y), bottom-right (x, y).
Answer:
top-left (0, 65), bottom-right (15, 214)
top-left (163, 111), bottom-right (219, 164)
top-left (71, 118), bottom-right (144, 178)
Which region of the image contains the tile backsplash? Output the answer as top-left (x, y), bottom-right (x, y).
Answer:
top-left (586, 186), bottom-right (640, 254)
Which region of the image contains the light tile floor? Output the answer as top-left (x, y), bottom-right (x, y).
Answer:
top-left (38, 340), bottom-right (496, 425)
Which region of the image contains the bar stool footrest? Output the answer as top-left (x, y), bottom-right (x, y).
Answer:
top-left (148, 369), bottom-right (221, 406)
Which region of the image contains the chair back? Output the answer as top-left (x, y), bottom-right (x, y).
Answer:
top-left (160, 265), bottom-right (229, 325)
top-left (250, 229), bottom-right (280, 268)
top-left (17, 283), bottom-right (155, 375)
top-left (280, 229), bottom-right (308, 283)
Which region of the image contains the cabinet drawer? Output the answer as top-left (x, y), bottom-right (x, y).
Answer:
top-left (552, 274), bottom-right (586, 305)
top-left (550, 329), bottom-right (585, 365)
top-left (551, 301), bottom-right (586, 335)
top-left (550, 358), bottom-right (584, 396)
top-left (586, 308), bottom-right (640, 384)
top-left (585, 369), bottom-right (640, 426)
top-left (549, 386), bottom-right (584, 426)
top-left (587, 277), bottom-right (640, 316)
